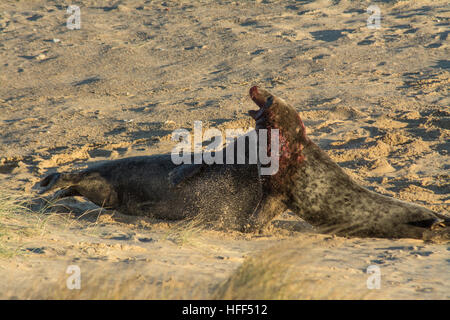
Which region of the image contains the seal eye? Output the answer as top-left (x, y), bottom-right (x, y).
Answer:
top-left (265, 96), bottom-right (274, 108)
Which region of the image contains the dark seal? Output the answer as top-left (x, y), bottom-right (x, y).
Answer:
top-left (245, 86), bottom-right (449, 239)
top-left (39, 87), bottom-right (449, 239)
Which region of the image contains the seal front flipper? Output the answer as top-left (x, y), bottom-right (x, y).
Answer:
top-left (39, 172), bottom-right (82, 194)
top-left (247, 86), bottom-right (446, 239)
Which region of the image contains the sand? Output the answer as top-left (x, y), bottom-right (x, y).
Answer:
top-left (0, 0), bottom-right (448, 299)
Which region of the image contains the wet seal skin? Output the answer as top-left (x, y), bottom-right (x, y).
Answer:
top-left (245, 86), bottom-right (450, 239)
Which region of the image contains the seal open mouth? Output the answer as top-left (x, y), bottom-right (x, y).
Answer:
top-left (249, 86), bottom-right (266, 109)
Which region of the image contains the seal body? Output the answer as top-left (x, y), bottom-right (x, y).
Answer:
top-left (246, 86), bottom-right (449, 239)
top-left (40, 153), bottom-right (261, 229)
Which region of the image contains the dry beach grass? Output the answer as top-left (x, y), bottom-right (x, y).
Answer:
top-left (0, 0), bottom-right (449, 299)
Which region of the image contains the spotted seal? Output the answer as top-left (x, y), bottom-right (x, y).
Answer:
top-left (39, 87), bottom-right (449, 238)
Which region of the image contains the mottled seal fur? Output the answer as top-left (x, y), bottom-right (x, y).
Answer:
top-left (245, 86), bottom-right (449, 239)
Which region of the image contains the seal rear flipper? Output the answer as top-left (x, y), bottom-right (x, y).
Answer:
top-left (49, 186), bottom-right (82, 201)
top-left (423, 226), bottom-right (450, 242)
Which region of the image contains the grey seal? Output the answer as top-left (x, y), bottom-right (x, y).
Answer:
top-left (245, 86), bottom-right (449, 239)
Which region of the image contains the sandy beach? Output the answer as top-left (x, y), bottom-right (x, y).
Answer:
top-left (0, 0), bottom-right (448, 299)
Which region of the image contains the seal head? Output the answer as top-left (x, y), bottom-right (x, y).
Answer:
top-left (248, 86), bottom-right (309, 194)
